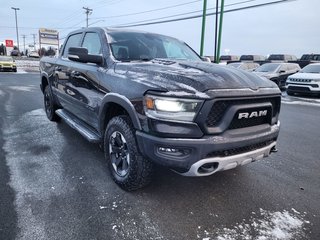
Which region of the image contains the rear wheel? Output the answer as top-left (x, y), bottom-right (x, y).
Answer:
top-left (104, 116), bottom-right (153, 191)
top-left (44, 86), bottom-right (60, 122)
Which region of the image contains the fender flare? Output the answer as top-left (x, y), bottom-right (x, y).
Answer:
top-left (98, 93), bottom-right (142, 133)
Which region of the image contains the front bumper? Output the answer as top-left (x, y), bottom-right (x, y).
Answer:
top-left (0, 65), bottom-right (16, 71)
top-left (136, 121), bottom-right (280, 176)
top-left (287, 83), bottom-right (320, 94)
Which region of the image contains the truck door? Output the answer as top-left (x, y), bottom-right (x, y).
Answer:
top-left (67, 31), bottom-right (107, 130)
top-left (53, 33), bottom-right (83, 113)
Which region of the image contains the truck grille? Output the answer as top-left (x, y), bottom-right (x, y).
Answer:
top-left (205, 97), bottom-right (280, 128)
top-left (288, 86), bottom-right (311, 92)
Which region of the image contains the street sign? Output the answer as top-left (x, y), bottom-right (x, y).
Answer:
top-left (5, 40), bottom-right (14, 47)
top-left (39, 28), bottom-right (59, 45)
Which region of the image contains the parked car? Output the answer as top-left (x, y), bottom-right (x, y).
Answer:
top-left (228, 62), bottom-right (260, 72)
top-left (289, 54), bottom-right (320, 68)
top-left (40, 27), bottom-right (281, 190)
top-left (0, 56), bottom-right (17, 72)
top-left (219, 55), bottom-right (240, 64)
top-left (268, 54), bottom-right (297, 62)
top-left (286, 63), bottom-right (320, 96)
top-left (253, 63), bottom-right (300, 88)
top-left (28, 51), bottom-right (40, 58)
top-left (240, 55), bottom-right (266, 61)
top-left (10, 49), bottom-right (19, 57)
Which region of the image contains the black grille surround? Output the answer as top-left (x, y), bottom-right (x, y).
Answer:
top-left (206, 140), bottom-right (275, 158)
top-left (204, 96), bottom-right (281, 130)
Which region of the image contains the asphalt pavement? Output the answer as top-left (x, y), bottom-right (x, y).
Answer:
top-left (0, 73), bottom-right (319, 240)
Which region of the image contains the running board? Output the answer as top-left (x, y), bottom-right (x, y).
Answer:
top-left (55, 109), bottom-right (101, 143)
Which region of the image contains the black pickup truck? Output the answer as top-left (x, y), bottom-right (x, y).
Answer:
top-left (40, 27), bottom-right (281, 190)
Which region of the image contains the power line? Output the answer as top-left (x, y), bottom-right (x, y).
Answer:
top-left (111, 0), bottom-right (257, 28)
top-left (92, 0), bottom-right (202, 20)
top-left (112, 0), bottom-right (296, 28)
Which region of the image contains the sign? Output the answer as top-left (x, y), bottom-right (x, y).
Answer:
top-left (39, 28), bottom-right (59, 45)
top-left (5, 40), bottom-right (14, 47)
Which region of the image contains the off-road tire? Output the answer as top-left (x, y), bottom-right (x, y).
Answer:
top-left (44, 86), bottom-right (60, 122)
top-left (104, 116), bottom-right (153, 191)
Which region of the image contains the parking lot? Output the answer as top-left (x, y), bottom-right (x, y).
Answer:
top-left (0, 72), bottom-right (319, 240)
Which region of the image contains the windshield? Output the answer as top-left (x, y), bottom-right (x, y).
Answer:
top-left (300, 64), bottom-right (320, 73)
top-left (240, 55), bottom-right (253, 61)
top-left (108, 31), bottom-right (201, 62)
top-left (0, 56), bottom-right (13, 62)
top-left (255, 63), bottom-right (280, 73)
top-left (268, 54), bottom-right (284, 61)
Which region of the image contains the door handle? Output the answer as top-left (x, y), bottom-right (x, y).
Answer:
top-left (55, 66), bottom-right (62, 71)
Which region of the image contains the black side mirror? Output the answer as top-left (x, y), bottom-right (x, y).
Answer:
top-left (68, 47), bottom-right (103, 65)
top-left (279, 70), bottom-right (286, 74)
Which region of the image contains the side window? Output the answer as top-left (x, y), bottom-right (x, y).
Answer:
top-left (279, 65), bottom-right (287, 72)
top-left (82, 32), bottom-right (102, 55)
top-left (62, 33), bottom-right (82, 58)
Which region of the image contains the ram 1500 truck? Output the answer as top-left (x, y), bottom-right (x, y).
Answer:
top-left (40, 27), bottom-right (281, 191)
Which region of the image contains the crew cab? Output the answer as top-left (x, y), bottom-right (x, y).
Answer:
top-left (40, 27), bottom-right (281, 190)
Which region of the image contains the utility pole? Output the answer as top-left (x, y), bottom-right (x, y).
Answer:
top-left (32, 34), bottom-right (37, 51)
top-left (216, 0), bottom-right (225, 64)
top-left (214, 0), bottom-right (219, 63)
top-left (11, 7), bottom-right (20, 54)
top-left (200, 0), bottom-right (207, 57)
top-left (22, 34), bottom-right (26, 54)
top-left (83, 7), bottom-right (93, 27)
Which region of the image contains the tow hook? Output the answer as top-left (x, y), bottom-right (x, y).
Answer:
top-left (271, 146), bottom-right (278, 153)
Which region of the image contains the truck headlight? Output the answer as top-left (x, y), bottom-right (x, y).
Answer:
top-left (144, 95), bottom-right (203, 122)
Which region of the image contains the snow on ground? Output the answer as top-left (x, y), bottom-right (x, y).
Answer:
top-left (196, 208), bottom-right (310, 240)
top-left (15, 59), bottom-right (40, 72)
top-left (8, 85), bottom-right (39, 92)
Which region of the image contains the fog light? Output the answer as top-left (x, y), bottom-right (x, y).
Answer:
top-left (157, 146), bottom-right (191, 157)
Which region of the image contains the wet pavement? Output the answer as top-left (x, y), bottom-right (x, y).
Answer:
top-left (1, 73), bottom-right (319, 240)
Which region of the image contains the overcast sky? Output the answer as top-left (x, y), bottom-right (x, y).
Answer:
top-left (0, 0), bottom-right (318, 57)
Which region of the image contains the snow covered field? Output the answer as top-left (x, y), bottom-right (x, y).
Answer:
top-left (15, 59), bottom-right (40, 72)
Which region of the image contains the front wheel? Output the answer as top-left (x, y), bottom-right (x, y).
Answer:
top-left (104, 116), bottom-right (153, 191)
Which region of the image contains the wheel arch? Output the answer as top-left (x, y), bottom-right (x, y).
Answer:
top-left (40, 73), bottom-right (49, 93)
top-left (99, 93), bottom-right (142, 135)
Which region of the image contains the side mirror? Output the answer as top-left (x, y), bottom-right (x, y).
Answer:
top-left (68, 47), bottom-right (103, 65)
top-left (279, 70), bottom-right (286, 74)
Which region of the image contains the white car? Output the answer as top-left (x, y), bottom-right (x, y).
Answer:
top-left (286, 63), bottom-right (320, 95)
top-left (28, 51), bottom-right (39, 58)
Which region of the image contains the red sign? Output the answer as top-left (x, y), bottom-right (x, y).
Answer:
top-left (5, 40), bottom-right (14, 47)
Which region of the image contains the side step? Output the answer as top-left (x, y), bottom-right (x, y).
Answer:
top-left (56, 109), bottom-right (102, 143)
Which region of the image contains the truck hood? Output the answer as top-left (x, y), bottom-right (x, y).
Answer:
top-left (114, 59), bottom-right (277, 98)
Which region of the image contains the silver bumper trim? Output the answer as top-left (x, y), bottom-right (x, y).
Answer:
top-left (179, 141), bottom-right (277, 177)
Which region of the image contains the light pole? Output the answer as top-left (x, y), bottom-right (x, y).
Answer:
top-left (11, 7), bottom-right (20, 54)
top-left (200, 0), bottom-right (207, 57)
